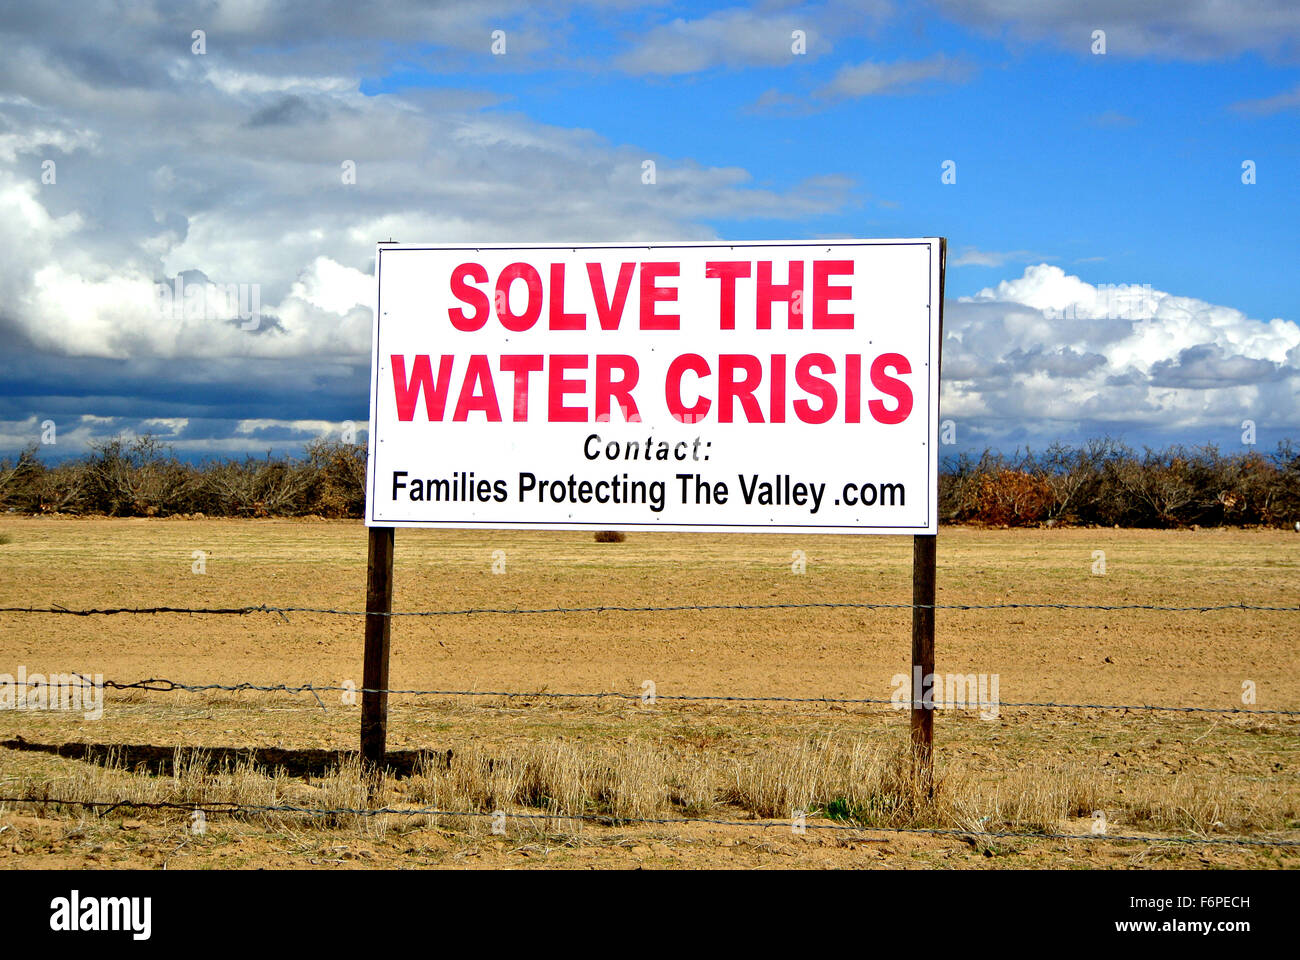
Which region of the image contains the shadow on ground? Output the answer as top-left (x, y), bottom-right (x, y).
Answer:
top-left (0, 737), bottom-right (449, 778)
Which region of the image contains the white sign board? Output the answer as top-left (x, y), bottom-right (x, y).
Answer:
top-left (366, 239), bottom-right (941, 534)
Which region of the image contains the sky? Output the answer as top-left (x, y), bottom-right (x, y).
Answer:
top-left (0, 0), bottom-right (1297, 462)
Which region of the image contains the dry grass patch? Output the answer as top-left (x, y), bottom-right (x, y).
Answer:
top-left (3, 734), bottom-right (1297, 860)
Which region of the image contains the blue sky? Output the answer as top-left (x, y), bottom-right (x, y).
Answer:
top-left (0, 0), bottom-right (1297, 461)
top-left (362, 10), bottom-right (1296, 316)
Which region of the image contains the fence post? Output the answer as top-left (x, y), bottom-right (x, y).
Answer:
top-left (361, 525), bottom-right (394, 772)
top-left (910, 532), bottom-right (936, 791)
top-left (911, 237), bottom-right (944, 794)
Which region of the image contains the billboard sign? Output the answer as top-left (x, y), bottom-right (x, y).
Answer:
top-left (366, 239), bottom-right (941, 533)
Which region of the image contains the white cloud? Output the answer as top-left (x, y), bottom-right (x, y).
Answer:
top-left (949, 246), bottom-right (1052, 268)
top-left (817, 55), bottom-right (973, 99)
top-left (234, 418), bottom-right (344, 436)
top-left (0, 31), bottom-right (850, 366)
top-left (200, 67), bottom-right (356, 97)
top-left (614, 9), bottom-right (823, 75)
top-left (1231, 83), bottom-right (1300, 114)
top-left (932, 0), bottom-right (1300, 60)
top-left (0, 124), bottom-right (98, 163)
top-left (0, 414), bottom-right (362, 459)
top-left (943, 265), bottom-right (1300, 438)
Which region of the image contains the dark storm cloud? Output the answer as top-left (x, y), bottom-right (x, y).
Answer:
top-left (1149, 345), bottom-right (1290, 389)
top-left (244, 95), bottom-right (326, 128)
top-left (1000, 346), bottom-right (1108, 379)
top-left (0, 354), bottom-right (369, 423)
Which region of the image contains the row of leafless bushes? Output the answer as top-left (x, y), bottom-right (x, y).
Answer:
top-left (2, 435), bottom-right (1298, 527)
top-left (939, 439), bottom-right (1300, 528)
top-left (0, 436), bottom-right (365, 518)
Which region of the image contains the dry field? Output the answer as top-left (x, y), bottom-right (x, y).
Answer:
top-left (0, 517), bottom-right (1296, 869)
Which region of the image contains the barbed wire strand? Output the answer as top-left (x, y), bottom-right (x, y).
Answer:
top-left (6, 675), bottom-right (1295, 716)
top-left (2, 600), bottom-right (1299, 617)
top-left (0, 794), bottom-right (1295, 848)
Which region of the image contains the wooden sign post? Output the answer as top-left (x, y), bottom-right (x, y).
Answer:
top-left (361, 525), bottom-right (394, 770)
top-left (911, 237), bottom-right (944, 791)
top-left (910, 532), bottom-right (936, 789)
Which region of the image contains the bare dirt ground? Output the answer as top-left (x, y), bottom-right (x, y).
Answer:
top-left (0, 518), bottom-right (1296, 869)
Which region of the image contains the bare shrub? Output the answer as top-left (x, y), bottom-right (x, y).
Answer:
top-left (80, 436), bottom-right (197, 516)
top-left (0, 443), bottom-right (42, 511)
top-left (3, 437), bottom-right (1298, 526)
top-left (1106, 448), bottom-right (1199, 527)
top-left (970, 468), bottom-right (1054, 526)
top-left (196, 455), bottom-right (315, 517)
top-left (305, 439), bottom-right (367, 517)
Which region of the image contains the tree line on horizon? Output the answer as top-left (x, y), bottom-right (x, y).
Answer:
top-left (0, 435), bottom-right (1298, 529)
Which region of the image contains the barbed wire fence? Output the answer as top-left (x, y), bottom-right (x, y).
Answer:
top-left (1, 598), bottom-right (1298, 850)
top-left (0, 794), bottom-right (1298, 849)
